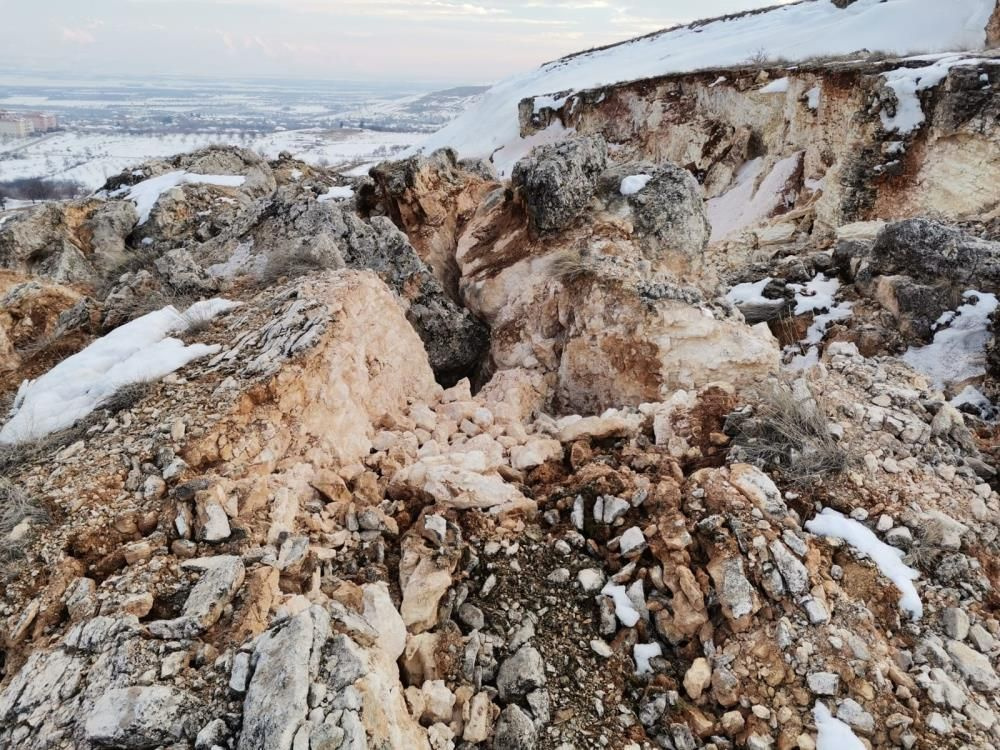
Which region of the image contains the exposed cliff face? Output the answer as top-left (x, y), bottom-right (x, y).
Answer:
top-left (521, 58), bottom-right (1000, 235)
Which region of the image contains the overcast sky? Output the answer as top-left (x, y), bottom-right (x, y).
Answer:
top-left (0, 0), bottom-right (792, 84)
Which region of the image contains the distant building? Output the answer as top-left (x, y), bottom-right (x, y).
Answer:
top-left (0, 110), bottom-right (58, 137)
top-left (26, 113), bottom-right (58, 132)
top-left (0, 118), bottom-right (32, 137)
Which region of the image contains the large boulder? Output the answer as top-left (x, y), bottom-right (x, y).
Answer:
top-left (512, 135), bottom-right (607, 233)
top-left (865, 219), bottom-right (1000, 290)
top-left (602, 162), bottom-right (711, 267)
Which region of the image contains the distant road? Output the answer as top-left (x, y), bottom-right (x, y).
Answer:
top-left (0, 132), bottom-right (60, 156)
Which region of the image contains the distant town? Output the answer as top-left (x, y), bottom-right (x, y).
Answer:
top-left (0, 110), bottom-right (59, 138)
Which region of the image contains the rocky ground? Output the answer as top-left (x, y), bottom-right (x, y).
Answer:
top-left (1, 39), bottom-right (1000, 750)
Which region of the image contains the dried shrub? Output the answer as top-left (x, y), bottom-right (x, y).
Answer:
top-left (730, 381), bottom-right (848, 484)
top-left (0, 477), bottom-right (48, 574)
top-left (259, 247), bottom-right (339, 286)
top-left (547, 248), bottom-right (596, 283)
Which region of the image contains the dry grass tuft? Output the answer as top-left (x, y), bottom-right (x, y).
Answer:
top-left (259, 247), bottom-right (339, 286)
top-left (547, 248), bottom-right (596, 284)
top-left (731, 381), bottom-right (848, 485)
top-left (0, 477), bottom-right (48, 575)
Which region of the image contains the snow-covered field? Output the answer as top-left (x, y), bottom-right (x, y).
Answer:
top-left (417, 0), bottom-right (997, 174)
top-left (0, 128), bottom-right (422, 190)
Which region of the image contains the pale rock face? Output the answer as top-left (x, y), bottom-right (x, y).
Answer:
top-left (185, 270), bottom-right (439, 472)
top-left (85, 686), bottom-right (199, 748)
top-left (390, 453), bottom-right (534, 512)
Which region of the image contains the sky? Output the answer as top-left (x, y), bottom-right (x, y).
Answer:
top-left (0, 0), bottom-right (794, 85)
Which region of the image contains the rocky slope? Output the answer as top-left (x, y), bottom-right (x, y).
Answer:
top-left (2, 3), bottom-right (1000, 750)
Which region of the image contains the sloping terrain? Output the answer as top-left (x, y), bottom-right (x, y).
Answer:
top-left (1, 2), bottom-right (1000, 750)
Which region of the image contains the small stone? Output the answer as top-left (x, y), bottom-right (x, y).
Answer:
top-left (943, 607), bottom-right (970, 640)
top-left (493, 704), bottom-right (536, 750)
top-left (720, 710), bottom-right (745, 735)
top-left (807, 672), bottom-right (839, 696)
top-left (683, 658), bottom-right (711, 700)
top-left (589, 639), bottom-right (612, 658)
top-left (546, 567), bottom-right (570, 583)
top-left (458, 603), bottom-right (485, 631)
top-left (926, 711), bottom-right (951, 734)
top-left (836, 698), bottom-right (874, 733)
top-left (969, 624), bottom-right (995, 653)
top-left (497, 645), bottom-right (546, 702)
top-left (577, 568), bottom-right (605, 592)
top-left (618, 526), bottom-right (646, 555)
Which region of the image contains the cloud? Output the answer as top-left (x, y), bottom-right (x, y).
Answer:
top-left (61, 27), bottom-right (97, 44)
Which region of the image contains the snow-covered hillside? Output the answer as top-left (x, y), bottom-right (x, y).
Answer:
top-left (420, 0), bottom-right (997, 174)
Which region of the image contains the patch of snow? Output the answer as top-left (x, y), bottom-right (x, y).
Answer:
top-left (707, 153), bottom-right (801, 243)
top-left (902, 290), bottom-right (998, 388)
top-left (492, 121), bottom-right (574, 178)
top-left (318, 185), bottom-right (355, 202)
top-left (532, 92), bottom-right (570, 113)
top-left (760, 77), bottom-right (790, 93)
top-left (417, 0), bottom-right (995, 166)
top-left (790, 274), bottom-right (839, 317)
top-left (806, 85), bottom-right (821, 110)
top-left (785, 274), bottom-right (853, 370)
top-left (880, 56), bottom-right (980, 133)
top-left (633, 642), bottom-right (662, 675)
top-left (951, 385), bottom-right (998, 420)
top-left (806, 508), bottom-right (922, 619)
top-left (0, 299), bottom-right (240, 445)
top-left (290, 169), bottom-right (302, 181)
top-left (125, 171), bottom-right (247, 224)
top-left (726, 277), bottom-right (774, 307)
top-left (804, 176), bottom-right (826, 192)
top-left (620, 174), bottom-right (652, 196)
top-left (814, 702), bottom-right (866, 750)
top-left (0, 215), bottom-right (9, 228)
top-left (710, 76), bottom-right (728, 87)
top-left (601, 582), bottom-right (640, 627)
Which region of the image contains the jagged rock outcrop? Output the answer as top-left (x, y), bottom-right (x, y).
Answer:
top-left (367, 148), bottom-right (498, 301)
top-left (511, 135), bottom-right (607, 233)
top-left (449, 136), bottom-right (778, 412)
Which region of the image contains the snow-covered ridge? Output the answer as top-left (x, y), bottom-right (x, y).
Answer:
top-left (0, 299), bottom-right (240, 445)
top-left (419, 0), bottom-right (996, 173)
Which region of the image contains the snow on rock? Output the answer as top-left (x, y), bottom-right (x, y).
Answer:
top-left (805, 508), bottom-right (922, 620)
top-left (0, 299), bottom-right (240, 444)
top-left (619, 174), bottom-right (652, 196)
top-left (633, 642), bottom-right (662, 675)
top-left (318, 185), bottom-right (355, 202)
top-left (813, 702), bottom-right (866, 750)
top-left (726, 277), bottom-right (774, 308)
top-left (417, 0), bottom-right (995, 168)
top-left (759, 77), bottom-right (790, 93)
top-left (806, 85), bottom-right (822, 111)
top-left (880, 56), bottom-right (981, 134)
top-left (786, 274), bottom-right (853, 370)
top-left (951, 385), bottom-right (998, 420)
top-left (706, 153), bottom-right (800, 243)
top-left (902, 290), bottom-right (998, 388)
top-left (122, 171), bottom-right (247, 224)
top-left (601, 582), bottom-right (640, 627)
